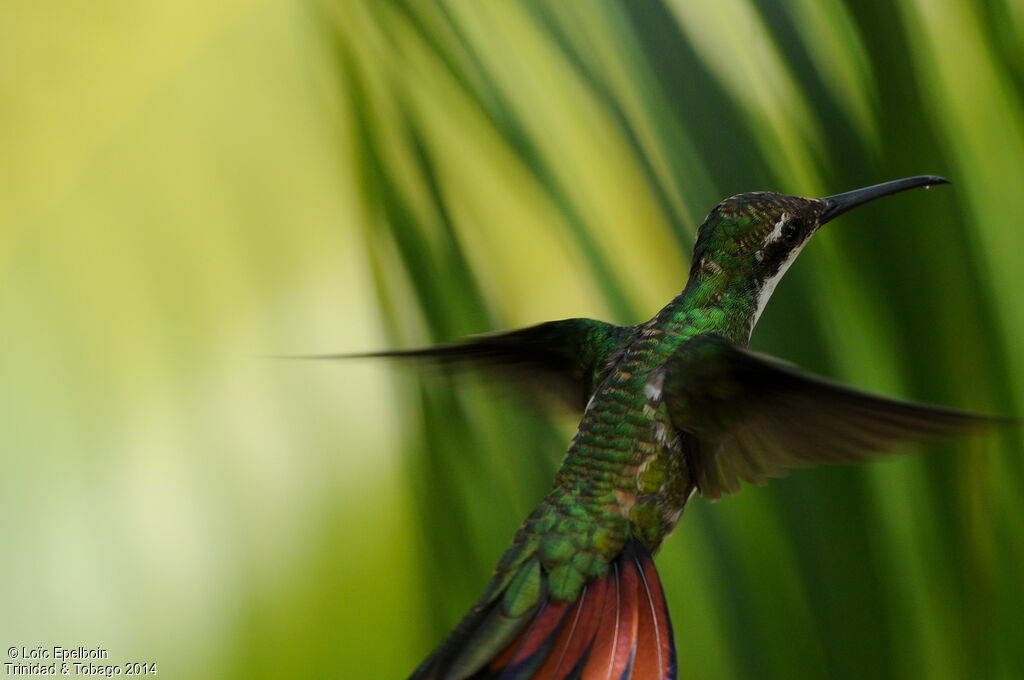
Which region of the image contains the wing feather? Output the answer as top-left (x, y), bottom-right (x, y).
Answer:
top-left (284, 319), bottom-right (633, 410)
top-left (658, 334), bottom-right (1007, 500)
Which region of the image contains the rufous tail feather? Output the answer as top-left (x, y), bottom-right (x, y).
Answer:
top-left (410, 540), bottom-right (676, 680)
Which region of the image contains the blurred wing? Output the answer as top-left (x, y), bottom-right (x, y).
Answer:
top-left (291, 318), bottom-right (633, 410)
top-left (655, 334), bottom-right (1006, 500)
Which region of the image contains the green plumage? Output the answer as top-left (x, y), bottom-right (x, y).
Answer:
top-left (323, 177), bottom-right (1006, 680)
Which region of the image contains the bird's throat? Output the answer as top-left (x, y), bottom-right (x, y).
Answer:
top-left (749, 240), bottom-right (808, 330)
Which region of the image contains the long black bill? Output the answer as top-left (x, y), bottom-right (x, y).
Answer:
top-left (819, 175), bottom-right (949, 224)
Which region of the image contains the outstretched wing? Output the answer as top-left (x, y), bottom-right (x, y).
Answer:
top-left (654, 334), bottom-right (1006, 500)
top-left (290, 318), bottom-right (633, 410)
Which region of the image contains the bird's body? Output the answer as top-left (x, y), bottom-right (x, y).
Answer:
top-left (316, 177), bottom-right (1002, 680)
top-left (510, 299), bottom-right (750, 592)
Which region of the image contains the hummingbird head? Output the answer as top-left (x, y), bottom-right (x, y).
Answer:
top-left (690, 191), bottom-right (823, 291)
top-left (687, 175), bottom-right (950, 328)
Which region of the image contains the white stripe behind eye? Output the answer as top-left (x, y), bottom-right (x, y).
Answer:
top-left (763, 212), bottom-right (789, 247)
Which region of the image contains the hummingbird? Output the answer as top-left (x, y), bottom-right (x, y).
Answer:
top-left (318, 176), bottom-right (1004, 679)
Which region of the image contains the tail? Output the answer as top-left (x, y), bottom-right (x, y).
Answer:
top-left (410, 539), bottom-right (677, 680)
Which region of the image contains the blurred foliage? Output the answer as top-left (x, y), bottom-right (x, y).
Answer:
top-left (2, 1), bottom-right (1023, 679)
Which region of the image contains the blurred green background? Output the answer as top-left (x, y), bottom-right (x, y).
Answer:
top-left (2, 1), bottom-right (1023, 678)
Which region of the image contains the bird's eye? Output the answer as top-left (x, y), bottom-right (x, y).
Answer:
top-left (782, 218), bottom-right (802, 241)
